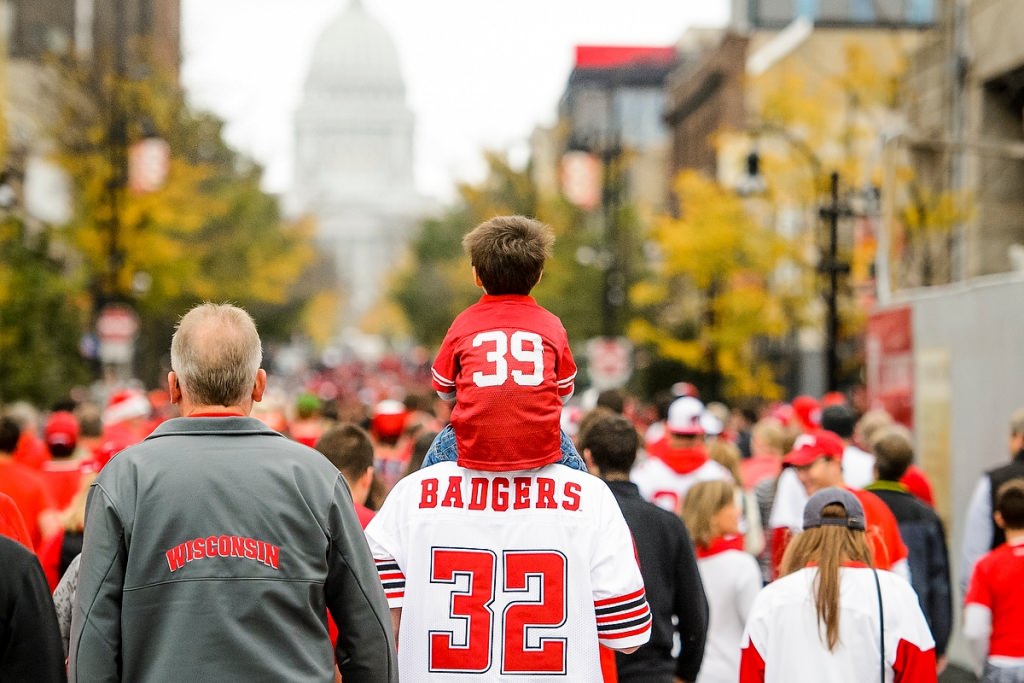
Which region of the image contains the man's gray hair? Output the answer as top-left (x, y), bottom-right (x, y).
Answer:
top-left (170, 303), bottom-right (262, 407)
top-left (1013, 407), bottom-right (1024, 438)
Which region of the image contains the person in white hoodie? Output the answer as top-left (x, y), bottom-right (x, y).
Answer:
top-left (632, 397), bottom-right (732, 512)
top-left (683, 480), bottom-right (762, 683)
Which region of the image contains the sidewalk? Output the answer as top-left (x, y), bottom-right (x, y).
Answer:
top-left (941, 663), bottom-right (978, 683)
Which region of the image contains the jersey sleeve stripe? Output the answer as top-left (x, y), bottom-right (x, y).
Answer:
top-left (374, 558), bottom-right (406, 596)
top-left (557, 372), bottom-right (577, 385)
top-left (431, 368), bottom-right (455, 387)
top-left (595, 595), bottom-right (648, 615)
top-left (597, 617), bottom-right (653, 641)
top-left (596, 604), bottom-right (650, 624)
top-left (594, 587), bottom-right (646, 608)
top-left (597, 611), bottom-right (652, 632)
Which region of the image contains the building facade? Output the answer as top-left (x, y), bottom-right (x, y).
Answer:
top-left (291, 0), bottom-right (425, 335)
top-left (556, 45), bottom-right (676, 215)
top-left (901, 0), bottom-right (1024, 284)
top-left (7, 0), bottom-right (179, 75)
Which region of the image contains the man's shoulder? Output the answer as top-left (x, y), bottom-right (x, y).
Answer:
top-left (987, 457), bottom-right (1024, 479)
top-left (0, 533), bottom-right (34, 567)
top-left (612, 484), bottom-right (684, 524)
top-left (0, 459), bottom-right (50, 488)
top-left (103, 423), bottom-right (339, 484)
top-left (981, 542), bottom-right (1022, 567)
top-left (881, 488), bottom-right (941, 523)
top-left (457, 297), bottom-right (565, 332)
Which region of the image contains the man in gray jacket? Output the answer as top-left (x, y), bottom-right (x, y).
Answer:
top-left (69, 303), bottom-right (396, 682)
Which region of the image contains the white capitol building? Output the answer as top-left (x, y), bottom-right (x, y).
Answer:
top-left (291, 0), bottom-right (427, 335)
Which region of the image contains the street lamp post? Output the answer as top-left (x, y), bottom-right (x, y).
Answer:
top-left (743, 138), bottom-right (854, 394)
top-left (817, 171), bottom-right (851, 393)
top-left (600, 133), bottom-right (623, 338)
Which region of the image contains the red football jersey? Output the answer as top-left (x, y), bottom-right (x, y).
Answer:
top-left (965, 539), bottom-right (1024, 658)
top-left (431, 295), bottom-right (576, 470)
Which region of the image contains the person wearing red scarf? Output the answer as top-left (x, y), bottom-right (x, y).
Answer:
top-left (632, 397), bottom-right (733, 513)
top-left (683, 480), bottom-right (762, 683)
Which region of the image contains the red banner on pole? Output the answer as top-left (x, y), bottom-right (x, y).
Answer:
top-left (865, 306), bottom-right (913, 427)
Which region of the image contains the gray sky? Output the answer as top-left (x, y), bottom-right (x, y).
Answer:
top-left (180, 0), bottom-right (730, 202)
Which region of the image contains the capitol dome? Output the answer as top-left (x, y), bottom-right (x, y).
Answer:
top-left (305, 0), bottom-right (406, 94)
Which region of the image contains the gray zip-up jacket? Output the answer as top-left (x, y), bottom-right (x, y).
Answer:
top-left (68, 416), bottom-right (397, 682)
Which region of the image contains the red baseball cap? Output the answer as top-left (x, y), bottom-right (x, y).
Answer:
top-left (371, 400), bottom-right (407, 440)
top-left (783, 430), bottom-right (844, 467)
top-left (791, 395), bottom-right (821, 431)
top-left (45, 411), bottom-right (79, 448)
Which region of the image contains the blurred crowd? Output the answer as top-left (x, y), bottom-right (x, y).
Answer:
top-left (6, 355), bottom-right (1024, 681)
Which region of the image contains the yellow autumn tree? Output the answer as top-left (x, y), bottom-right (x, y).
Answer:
top-left (725, 34), bottom-right (929, 390)
top-left (51, 60), bottom-right (326, 383)
top-left (630, 171), bottom-right (799, 402)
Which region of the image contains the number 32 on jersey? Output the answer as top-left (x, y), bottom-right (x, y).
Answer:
top-left (429, 547), bottom-right (567, 675)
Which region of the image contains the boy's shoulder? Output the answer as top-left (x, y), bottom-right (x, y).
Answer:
top-left (453, 296), bottom-right (565, 331)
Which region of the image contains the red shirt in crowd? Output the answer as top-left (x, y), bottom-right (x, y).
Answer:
top-left (431, 294), bottom-right (576, 471)
top-left (0, 459), bottom-right (55, 550)
top-left (965, 538), bottom-right (1024, 658)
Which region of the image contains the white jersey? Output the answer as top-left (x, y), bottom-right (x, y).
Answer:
top-left (630, 456), bottom-right (732, 512)
top-left (365, 462), bottom-right (652, 681)
top-left (740, 566), bottom-right (936, 683)
top-left (767, 467), bottom-right (808, 531)
top-left (842, 444), bottom-right (876, 489)
top-left (696, 549), bottom-right (763, 683)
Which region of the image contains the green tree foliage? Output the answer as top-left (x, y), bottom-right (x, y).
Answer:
top-left (393, 152), bottom-right (621, 349)
top-left (51, 63), bottom-right (323, 385)
top-left (0, 217), bottom-right (92, 406)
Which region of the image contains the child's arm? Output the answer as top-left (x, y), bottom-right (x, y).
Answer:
top-left (431, 331), bottom-right (459, 401)
top-left (961, 603), bottom-right (991, 670)
top-left (555, 329), bottom-right (577, 404)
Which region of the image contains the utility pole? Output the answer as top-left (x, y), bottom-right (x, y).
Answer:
top-left (600, 133), bottom-right (622, 338)
top-left (599, 77), bottom-right (626, 339)
top-left (818, 171), bottom-right (851, 392)
top-left (106, 0), bottom-right (128, 300)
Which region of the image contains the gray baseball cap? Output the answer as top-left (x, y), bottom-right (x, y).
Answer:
top-left (803, 487), bottom-right (866, 531)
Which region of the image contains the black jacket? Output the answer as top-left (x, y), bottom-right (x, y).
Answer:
top-left (607, 480), bottom-right (708, 682)
top-left (865, 481), bottom-right (952, 656)
top-left (0, 535), bottom-right (67, 682)
top-left (987, 450), bottom-right (1024, 548)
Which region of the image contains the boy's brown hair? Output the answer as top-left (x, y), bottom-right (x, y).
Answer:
top-left (996, 478), bottom-right (1024, 530)
top-left (315, 423), bottom-right (374, 483)
top-left (462, 215), bottom-right (554, 295)
top-left (870, 425), bottom-right (915, 481)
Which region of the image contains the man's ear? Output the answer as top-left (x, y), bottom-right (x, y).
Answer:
top-left (360, 465), bottom-right (375, 489)
top-left (582, 447), bottom-right (596, 473)
top-left (168, 371), bottom-right (181, 404)
top-left (252, 368), bottom-right (267, 403)
top-left (473, 266), bottom-right (484, 290)
top-left (995, 510), bottom-right (1007, 530)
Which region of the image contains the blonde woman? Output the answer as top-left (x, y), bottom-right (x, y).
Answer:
top-left (707, 440), bottom-right (764, 556)
top-left (683, 480), bottom-right (763, 683)
top-left (740, 487), bottom-right (937, 682)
